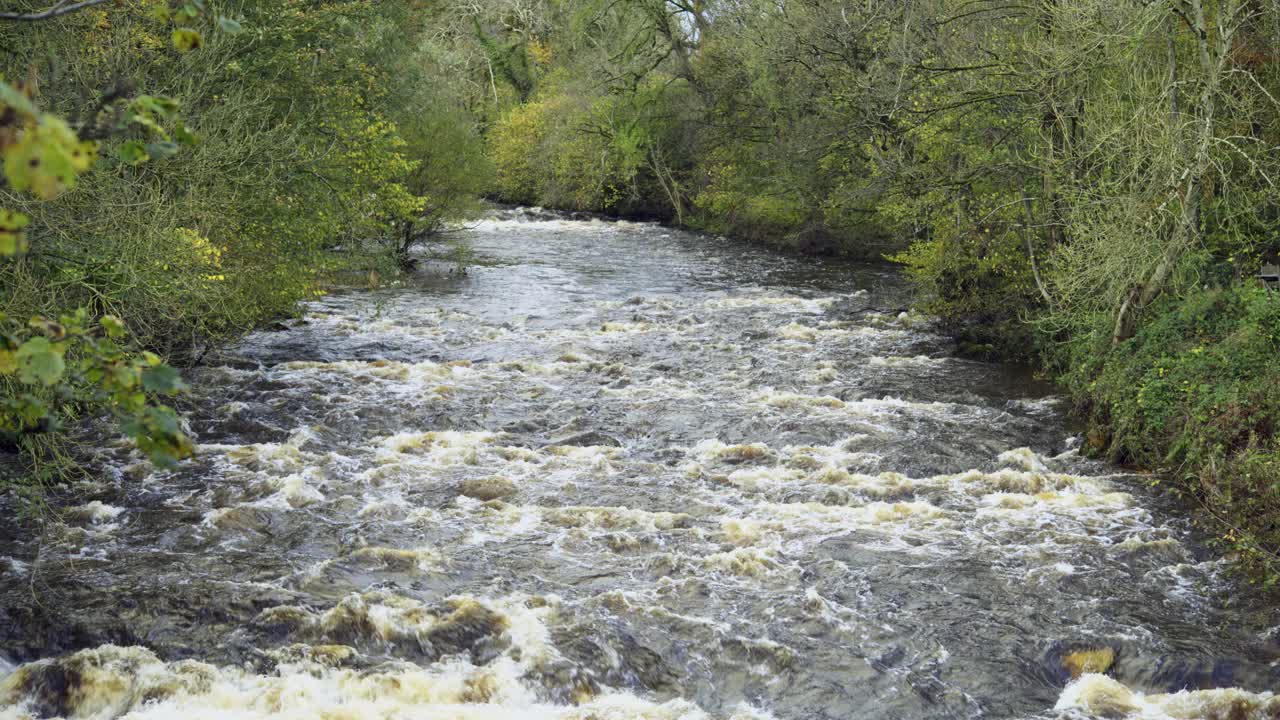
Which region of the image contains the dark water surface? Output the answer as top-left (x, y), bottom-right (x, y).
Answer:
top-left (2, 209), bottom-right (1278, 719)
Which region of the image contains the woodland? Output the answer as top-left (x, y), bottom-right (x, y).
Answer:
top-left (3, 0), bottom-right (1280, 579)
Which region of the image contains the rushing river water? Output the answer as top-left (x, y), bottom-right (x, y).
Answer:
top-left (2, 209), bottom-right (1279, 719)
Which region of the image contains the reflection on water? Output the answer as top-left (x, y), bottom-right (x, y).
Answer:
top-left (1, 208), bottom-right (1277, 719)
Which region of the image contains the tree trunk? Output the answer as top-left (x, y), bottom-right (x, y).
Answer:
top-left (1040, 0), bottom-right (1066, 250)
top-left (649, 146), bottom-right (684, 224)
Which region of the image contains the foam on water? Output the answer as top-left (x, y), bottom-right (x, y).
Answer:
top-left (1055, 674), bottom-right (1279, 719)
top-left (0, 644), bottom-right (774, 720)
top-left (66, 501), bottom-right (125, 534)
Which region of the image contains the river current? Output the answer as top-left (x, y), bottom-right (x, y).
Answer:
top-left (1, 209), bottom-right (1278, 719)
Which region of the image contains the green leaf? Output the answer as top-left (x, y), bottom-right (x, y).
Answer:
top-left (4, 120), bottom-right (78, 199)
top-left (0, 233), bottom-right (26, 257)
top-left (119, 140), bottom-right (149, 166)
top-left (147, 405), bottom-right (183, 435)
top-left (92, 338), bottom-right (124, 361)
top-left (141, 364), bottom-right (186, 394)
top-left (172, 28), bottom-right (203, 53)
top-left (218, 16), bottom-right (244, 34)
top-left (0, 349), bottom-right (16, 375)
top-left (0, 80), bottom-right (37, 120)
top-left (29, 318), bottom-right (66, 341)
top-left (174, 124), bottom-right (199, 146)
top-left (110, 363), bottom-right (138, 390)
top-left (134, 95), bottom-right (180, 119)
top-left (15, 337), bottom-right (65, 386)
top-left (125, 405), bottom-right (193, 467)
top-left (0, 208), bottom-right (30, 258)
top-left (13, 394), bottom-right (50, 428)
top-left (60, 307), bottom-right (88, 332)
top-left (127, 111), bottom-right (166, 136)
top-left (100, 315), bottom-right (126, 339)
top-left (145, 141), bottom-right (180, 160)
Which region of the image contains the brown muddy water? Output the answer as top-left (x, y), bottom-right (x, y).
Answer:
top-left (1, 208), bottom-right (1278, 719)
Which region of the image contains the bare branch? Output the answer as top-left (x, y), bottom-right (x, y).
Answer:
top-left (0, 0), bottom-right (114, 21)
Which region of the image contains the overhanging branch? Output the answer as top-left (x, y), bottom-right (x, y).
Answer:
top-left (0, 0), bottom-right (114, 21)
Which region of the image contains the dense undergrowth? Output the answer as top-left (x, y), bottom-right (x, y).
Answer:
top-left (1059, 288), bottom-right (1280, 580)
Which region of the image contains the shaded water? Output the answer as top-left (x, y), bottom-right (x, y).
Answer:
top-left (2, 209), bottom-right (1278, 719)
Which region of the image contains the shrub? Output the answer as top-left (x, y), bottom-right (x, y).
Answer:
top-left (1063, 286), bottom-right (1280, 580)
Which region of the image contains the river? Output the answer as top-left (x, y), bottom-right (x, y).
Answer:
top-left (1, 208), bottom-right (1277, 719)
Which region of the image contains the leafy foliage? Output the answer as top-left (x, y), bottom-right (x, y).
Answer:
top-left (1064, 287), bottom-right (1280, 581)
top-left (447, 0), bottom-right (1280, 580)
top-left (6, 0), bottom-right (1280, 582)
top-left (0, 310), bottom-right (192, 467)
top-left (0, 0), bottom-right (488, 477)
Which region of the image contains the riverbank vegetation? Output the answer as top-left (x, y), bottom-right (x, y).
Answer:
top-left (0, 1), bottom-right (490, 478)
top-left (4, 0), bottom-right (1280, 581)
top-left (435, 0), bottom-right (1280, 579)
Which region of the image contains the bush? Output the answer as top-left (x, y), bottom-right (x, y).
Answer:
top-left (889, 221), bottom-right (1040, 360)
top-left (488, 99), bottom-right (555, 205)
top-left (691, 149), bottom-right (810, 245)
top-left (487, 91), bottom-right (651, 213)
top-left (1063, 286), bottom-right (1280, 581)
